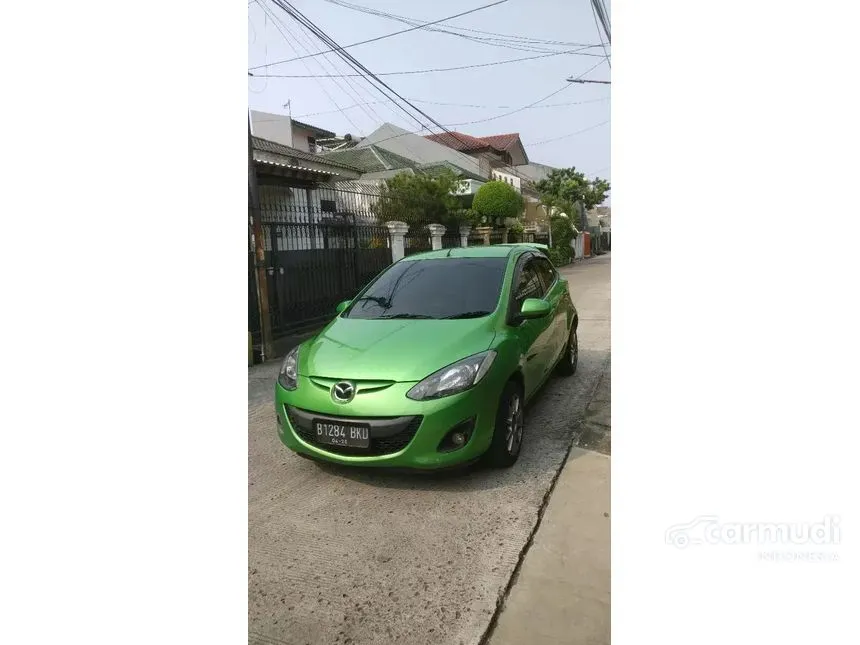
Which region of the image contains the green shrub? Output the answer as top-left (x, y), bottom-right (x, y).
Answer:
top-left (472, 181), bottom-right (524, 221)
top-left (546, 246), bottom-right (570, 267)
top-left (543, 214), bottom-right (574, 267)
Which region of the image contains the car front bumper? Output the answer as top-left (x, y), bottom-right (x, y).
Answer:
top-left (275, 375), bottom-right (502, 469)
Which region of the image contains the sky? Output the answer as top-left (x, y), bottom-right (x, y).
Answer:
top-left (248, 0), bottom-right (610, 183)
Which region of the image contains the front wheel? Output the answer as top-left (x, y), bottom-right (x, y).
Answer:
top-left (483, 380), bottom-right (525, 468)
top-left (557, 325), bottom-right (578, 376)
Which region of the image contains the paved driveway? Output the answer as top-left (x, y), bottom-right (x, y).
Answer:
top-left (248, 255), bottom-right (611, 645)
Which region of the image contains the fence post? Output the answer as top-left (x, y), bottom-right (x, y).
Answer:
top-left (427, 224), bottom-right (446, 250)
top-left (459, 224), bottom-right (472, 247)
top-left (524, 225), bottom-right (537, 243)
top-left (385, 220), bottom-right (409, 261)
top-left (475, 226), bottom-right (492, 245)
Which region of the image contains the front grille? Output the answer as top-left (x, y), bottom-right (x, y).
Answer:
top-left (286, 408), bottom-right (423, 457)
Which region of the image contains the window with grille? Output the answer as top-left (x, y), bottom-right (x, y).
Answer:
top-left (320, 199), bottom-right (336, 213)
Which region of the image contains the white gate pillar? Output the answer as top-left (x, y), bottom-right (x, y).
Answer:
top-left (385, 221), bottom-right (409, 261)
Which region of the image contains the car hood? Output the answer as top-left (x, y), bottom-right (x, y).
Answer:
top-left (300, 316), bottom-right (497, 382)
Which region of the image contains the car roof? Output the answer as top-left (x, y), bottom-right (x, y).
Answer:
top-left (400, 245), bottom-right (523, 260)
top-left (494, 242), bottom-right (549, 252)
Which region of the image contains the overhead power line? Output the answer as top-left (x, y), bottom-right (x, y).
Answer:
top-left (249, 0), bottom-right (509, 71)
top-left (268, 0), bottom-right (531, 179)
top-left (256, 0), bottom-right (366, 133)
top-left (442, 84), bottom-right (572, 127)
top-left (593, 0), bottom-right (611, 44)
top-left (321, 0), bottom-right (604, 55)
top-left (528, 120), bottom-right (609, 147)
top-left (249, 45), bottom-right (602, 78)
top-left (285, 96), bottom-right (610, 120)
top-left (589, 0), bottom-right (611, 68)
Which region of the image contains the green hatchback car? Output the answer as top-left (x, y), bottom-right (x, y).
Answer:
top-left (275, 244), bottom-right (578, 470)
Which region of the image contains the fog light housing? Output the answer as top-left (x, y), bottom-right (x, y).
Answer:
top-left (438, 418), bottom-right (476, 453)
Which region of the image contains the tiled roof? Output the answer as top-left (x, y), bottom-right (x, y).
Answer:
top-left (423, 131), bottom-right (524, 155)
top-left (255, 158), bottom-right (337, 176)
top-left (480, 133), bottom-right (520, 151)
top-left (419, 161), bottom-right (486, 183)
top-left (423, 131), bottom-right (494, 152)
top-left (322, 145), bottom-right (418, 173)
top-left (251, 136), bottom-right (361, 172)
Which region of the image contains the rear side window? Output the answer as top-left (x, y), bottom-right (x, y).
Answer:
top-left (513, 259), bottom-right (544, 309)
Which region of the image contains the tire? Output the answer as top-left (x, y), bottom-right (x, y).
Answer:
top-left (557, 324), bottom-right (578, 376)
top-left (483, 380), bottom-right (525, 468)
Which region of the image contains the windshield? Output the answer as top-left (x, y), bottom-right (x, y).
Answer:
top-left (345, 256), bottom-right (509, 320)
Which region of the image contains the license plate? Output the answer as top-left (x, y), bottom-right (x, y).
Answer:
top-left (313, 420), bottom-right (371, 449)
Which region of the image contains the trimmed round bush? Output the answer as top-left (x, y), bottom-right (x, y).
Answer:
top-left (472, 181), bottom-right (524, 221)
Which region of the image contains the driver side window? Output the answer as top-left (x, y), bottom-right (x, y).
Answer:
top-left (514, 260), bottom-right (544, 310)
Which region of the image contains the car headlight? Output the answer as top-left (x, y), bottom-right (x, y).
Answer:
top-left (278, 346), bottom-right (299, 390)
top-left (406, 351), bottom-right (496, 401)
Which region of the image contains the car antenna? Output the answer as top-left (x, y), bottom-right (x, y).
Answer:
top-left (446, 247), bottom-right (453, 257)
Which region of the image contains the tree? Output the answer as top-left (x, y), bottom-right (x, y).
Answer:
top-left (472, 180), bottom-right (525, 223)
top-left (371, 169), bottom-right (460, 228)
top-left (535, 167), bottom-right (610, 222)
top-left (547, 214), bottom-right (575, 267)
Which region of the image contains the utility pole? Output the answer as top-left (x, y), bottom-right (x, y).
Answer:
top-left (566, 78), bottom-right (611, 85)
top-left (249, 116), bottom-right (273, 362)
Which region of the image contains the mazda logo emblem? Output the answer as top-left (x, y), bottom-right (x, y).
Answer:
top-left (332, 381), bottom-right (355, 403)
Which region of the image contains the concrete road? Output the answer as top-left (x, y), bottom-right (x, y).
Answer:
top-left (248, 254), bottom-right (611, 645)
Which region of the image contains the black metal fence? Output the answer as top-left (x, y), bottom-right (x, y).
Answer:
top-left (256, 184), bottom-right (392, 338)
top-left (249, 248), bottom-right (261, 344)
top-left (489, 229), bottom-right (505, 245)
top-left (468, 230), bottom-right (486, 246)
top-left (404, 226), bottom-right (431, 256)
top-left (507, 230), bottom-right (536, 244)
top-left (441, 233), bottom-right (461, 248)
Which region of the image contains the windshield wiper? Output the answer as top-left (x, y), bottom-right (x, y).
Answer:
top-left (351, 296), bottom-right (391, 308)
top-left (378, 313), bottom-right (435, 319)
top-left (444, 311), bottom-right (491, 319)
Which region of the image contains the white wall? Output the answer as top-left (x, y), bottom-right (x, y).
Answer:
top-left (249, 112), bottom-right (320, 153)
top-left (289, 126), bottom-right (316, 153)
top-left (491, 169), bottom-right (522, 192)
top-left (250, 110), bottom-right (293, 148)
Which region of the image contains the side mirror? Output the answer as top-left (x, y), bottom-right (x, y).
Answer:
top-left (520, 298), bottom-right (551, 319)
top-left (335, 300), bottom-right (352, 315)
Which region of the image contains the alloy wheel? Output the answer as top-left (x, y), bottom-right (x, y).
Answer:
top-left (505, 393), bottom-right (524, 455)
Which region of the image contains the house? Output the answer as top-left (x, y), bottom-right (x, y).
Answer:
top-left (423, 130), bottom-right (543, 224)
top-left (249, 134), bottom-right (393, 355)
top-left (424, 131), bottom-right (529, 177)
top-left (250, 110), bottom-right (336, 154)
top-left (515, 161), bottom-right (557, 184)
top-left (315, 133), bottom-right (363, 153)
top-left (322, 145), bottom-right (421, 180)
top-left (588, 206), bottom-right (611, 249)
top-left (351, 123), bottom-right (485, 186)
top-left (252, 136), bottom-right (367, 248)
